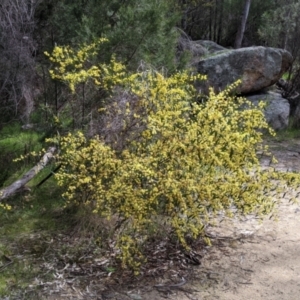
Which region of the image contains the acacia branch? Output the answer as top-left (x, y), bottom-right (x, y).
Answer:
top-left (0, 147), bottom-right (57, 200)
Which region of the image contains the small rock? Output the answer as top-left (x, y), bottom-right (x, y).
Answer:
top-left (128, 293), bottom-right (143, 300)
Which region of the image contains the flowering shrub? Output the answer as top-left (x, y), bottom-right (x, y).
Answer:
top-left (44, 38), bottom-right (126, 93)
top-left (46, 43), bottom-right (300, 272)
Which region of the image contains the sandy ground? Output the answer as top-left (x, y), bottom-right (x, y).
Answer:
top-left (184, 193), bottom-right (300, 300)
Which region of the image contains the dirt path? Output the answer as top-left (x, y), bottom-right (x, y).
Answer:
top-left (186, 194), bottom-right (300, 300)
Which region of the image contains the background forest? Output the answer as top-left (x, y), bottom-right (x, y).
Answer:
top-left (1, 0), bottom-right (300, 298)
top-left (1, 0), bottom-right (300, 129)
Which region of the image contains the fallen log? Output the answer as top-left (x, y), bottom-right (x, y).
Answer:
top-left (0, 147), bottom-right (56, 201)
top-left (36, 163), bottom-right (62, 188)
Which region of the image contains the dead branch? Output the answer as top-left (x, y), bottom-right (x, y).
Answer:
top-left (0, 146), bottom-right (56, 200)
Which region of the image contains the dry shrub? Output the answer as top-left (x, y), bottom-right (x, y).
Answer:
top-left (94, 88), bottom-right (149, 152)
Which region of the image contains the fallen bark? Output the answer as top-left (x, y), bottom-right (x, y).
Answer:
top-left (0, 146), bottom-right (56, 201)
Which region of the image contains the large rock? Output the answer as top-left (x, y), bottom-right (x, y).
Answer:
top-left (245, 91), bottom-right (290, 131)
top-left (193, 40), bottom-right (227, 54)
top-left (196, 46), bottom-right (293, 94)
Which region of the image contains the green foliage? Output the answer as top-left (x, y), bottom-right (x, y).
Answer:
top-left (37, 0), bottom-right (182, 131)
top-left (45, 43), bottom-right (300, 271)
top-left (109, 0), bottom-right (180, 69)
top-left (176, 0), bottom-right (278, 46)
top-left (0, 176), bottom-right (66, 298)
top-left (41, 0), bottom-right (180, 70)
top-left (0, 124), bottom-right (43, 187)
top-left (258, 1), bottom-right (300, 50)
top-left (0, 124), bottom-right (40, 154)
top-left (269, 119), bottom-right (300, 141)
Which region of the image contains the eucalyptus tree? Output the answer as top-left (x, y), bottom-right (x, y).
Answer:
top-left (259, 0), bottom-right (300, 51)
top-left (234, 0), bottom-right (251, 48)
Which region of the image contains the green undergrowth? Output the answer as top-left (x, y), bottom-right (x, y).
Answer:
top-left (0, 179), bottom-right (112, 298)
top-left (0, 177), bottom-right (70, 298)
top-left (264, 124), bottom-right (300, 142)
top-left (0, 123), bottom-right (41, 152)
top-left (0, 125), bottom-right (104, 297)
top-left (0, 123), bottom-right (44, 187)
top-left (0, 122), bottom-right (110, 299)
top-left (0, 123), bottom-right (70, 297)
top-left (273, 129), bottom-right (300, 141)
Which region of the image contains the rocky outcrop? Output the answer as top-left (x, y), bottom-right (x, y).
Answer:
top-left (246, 91), bottom-right (290, 131)
top-left (196, 46), bottom-right (293, 95)
top-left (188, 40), bottom-right (293, 130)
top-left (193, 40), bottom-right (227, 54)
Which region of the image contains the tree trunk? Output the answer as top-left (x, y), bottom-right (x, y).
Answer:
top-left (180, 0), bottom-right (188, 31)
top-left (209, 5), bottom-right (213, 40)
top-left (213, 0), bottom-right (218, 41)
top-left (234, 0), bottom-right (251, 49)
top-left (0, 147), bottom-right (56, 200)
top-left (217, 0), bottom-right (224, 44)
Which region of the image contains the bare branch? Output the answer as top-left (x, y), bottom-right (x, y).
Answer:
top-left (0, 147), bottom-right (57, 201)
